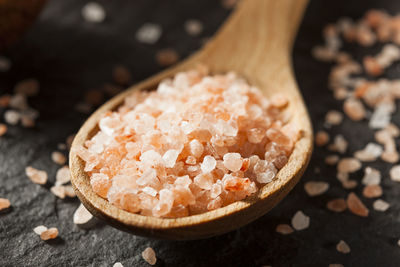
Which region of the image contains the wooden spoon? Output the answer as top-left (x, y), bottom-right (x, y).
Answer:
top-left (70, 0), bottom-right (312, 240)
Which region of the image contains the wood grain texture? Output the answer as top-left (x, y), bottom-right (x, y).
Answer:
top-left (70, 0), bottom-right (312, 240)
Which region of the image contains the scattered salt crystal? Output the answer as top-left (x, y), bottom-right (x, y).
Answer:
top-left (33, 225), bottom-right (47, 235)
top-left (184, 19), bottom-right (203, 36)
top-left (82, 2), bottom-right (106, 23)
top-left (337, 158), bottom-right (361, 173)
top-left (64, 185), bottom-right (76, 198)
top-left (14, 79), bottom-right (39, 96)
top-left (9, 94), bottom-right (28, 110)
top-left (354, 143), bottom-right (383, 161)
top-left (0, 198), bottom-right (11, 211)
top-left (50, 186), bottom-right (66, 199)
top-left (343, 98), bottom-right (366, 121)
top-left (304, 181), bottom-right (329, 196)
top-left (325, 110), bottom-right (343, 125)
top-left (56, 166), bottom-right (71, 185)
top-left (113, 263), bottom-right (123, 267)
top-left (315, 131), bottom-right (330, 146)
top-left (276, 224), bottom-right (294, 235)
top-left (328, 135), bottom-right (348, 154)
top-left (326, 198), bottom-right (347, 212)
top-left (136, 23), bottom-right (162, 44)
top-left (0, 56), bottom-right (11, 71)
top-left (143, 187), bottom-right (158, 197)
top-left (373, 199), bottom-right (390, 211)
top-left (57, 143), bottom-right (67, 150)
top-left (113, 65), bottom-right (132, 86)
top-left (390, 165), bottom-right (400, 182)
top-left (342, 179), bottom-right (358, 189)
top-left (325, 155), bottom-right (339, 165)
top-left (4, 110), bottom-right (21, 125)
top-left (25, 166), bottom-right (48, 185)
top-left (369, 104), bottom-right (391, 129)
top-left (291, 211), bottom-right (310, 231)
top-left (201, 155), bottom-right (217, 173)
top-left (0, 124), bottom-right (7, 136)
top-left (0, 94), bottom-right (11, 108)
top-left (142, 247), bottom-right (157, 265)
top-left (156, 49), bottom-right (179, 66)
top-left (51, 151), bottom-right (66, 165)
top-left (347, 192), bottom-right (369, 217)
top-left (40, 227), bottom-right (59, 240)
top-left (362, 167), bottom-right (381, 185)
top-left (362, 184), bottom-right (382, 198)
top-left (73, 203), bottom-right (94, 225)
top-left (336, 240), bottom-right (351, 254)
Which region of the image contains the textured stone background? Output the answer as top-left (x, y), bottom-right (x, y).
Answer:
top-left (1, 0), bottom-right (400, 266)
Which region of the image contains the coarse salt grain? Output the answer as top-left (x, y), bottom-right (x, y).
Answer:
top-left (347, 192), bottom-right (369, 217)
top-left (33, 225), bottom-right (47, 235)
top-left (362, 167), bottom-right (381, 185)
top-left (354, 143), bottom-right (383, 162)
top-left (0, 198), bottom-right (11, 211)
top-left (82, 2), bottom-right (106, 23)
top-left (155, 49), bottom-right (179, 67)
top-left (73, 203), bottom-right (94, 225)
top-left (40, 227), bottom-right (59, 240)
top-left (50, 186), bottom-right (66, 199)
top-left (337, 158), bottom-right (361, 173)
top-left (64, 185), bottom-right (76, 198)
top-left (184, 19), bottom-right (203, 36)
top-left (56, 166), bottom-right (71, 185)
top-left (373, 199), bottom-right (390, 211)
top-left (325, 110), bottom-right (343, 125)
top-left (326, 198), bottom-right (347, 212)
top-left (390, 165), bottom-right (400, 182)
top-left (304, 181), bottom-right (329, 197)
top-left (315, 131), bottom-right (330, 146)
top-left (291, 211), bottom-right (310, 231)
top-left (142, 247), bottom-right (157, 265)
top-left (4, 110), bottom-right (20, 125)
top-left (136, 23), bottom-right (162, 44)
top-left (25, 166), bottom-right (48, 185)
top-left (276, 224), bottom-right (294, 235)
top-left (113, 263), bottom-right (123, 267)
top-left (336, 240), bottom-right (351, 254)
top-left (0, 124), bottom-right (7, 136)
top-left (51, 151), bottom-right (66, 165)
top-left (362, 184), bottom-right (382, 198)
top-left (328, 135), bottom-right (348, 154)
top-left (325, 155), bottom-right (339, 165)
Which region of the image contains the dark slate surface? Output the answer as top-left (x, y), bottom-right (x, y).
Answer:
top-left (1, 0), bottom-right (400, 266)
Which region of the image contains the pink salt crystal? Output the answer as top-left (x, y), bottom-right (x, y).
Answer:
top-left (33, 225), bottom-right (47, 235)
top-left (189, 139), bottom-right (204, 158)
top-left (254, 160), bottom-right (277, 183)
top-left (142, 247), bottom-right (157, 265)
top-left (354, 143), bottom-right (383, 162)
top-left (336, 240), bottom-right (351, 254)
top-left (342, 179), bottom-right (358, 189)
top-left (337, 158), bottom-right (361, 173)
top-left (327, 198), bottom-right (347, 212)
top-left (40, 227), bottom-right (59, 240)
top-left (25, 166), bottom-right (48, 185)
top-left (113, 263), bottom-right (123, 267)
top-left (14, 79), bottom-right (39, 96)
top-left (223, 153), bottom-right (242, 172)
top-left (50, 186), bottom-right (66, 199)
top-left (343, 98), bottom-right (366, 121)
top-left (0, 94), bottom-right (11, 108)
top-left (64, 186), bottom-right (76, 197)
top-left (113, 65), bottom-right (131, 85)
top-left (0, 198), bottom-right (11, 211)
top-left (140, 150), bottom-right (163, 167)
top-left (363, 56), bottom-right (383, 76)
top-left (184, 19), bottom-right (203, 36)
top-left (207, 196), bottom-right (223, 210)
top-left (156, 49), bottom-right (180, 66)
top-left (247, 128), bottom-right (265, 144)
top-left (55, 166), bottom-right (71, 185)
top-left (201, 155), bottom-right (217, 173)
top-left (185, 156), bottom-right (196, 165)
top-left (162, 149), bottom-right (180, 168)
top-left (328, 135), bottom-right (348, 154)
top-left (194, 173), bottom-right (214, 190)
top-left (390, 165), bottom-right (400, 182)
top-left (362, 167), bottom-right (381, 185)
top-left (276, 224), bottom-right (294, 235)
top-left (304, 181), bottom-right (329, 197)
top-left (73, 203), bottom-right (93, 225)
top-left (325, 155), bottom-right (339, 165)
top-left (210, 183), bottom-right (222, 198)
top-left (291, 211), bottom-right (310, 231)
top-left (0, 123), bottom-right (7, 136)
top-left (51, 151), bottom-right (66, 165)
top-left (153, 189), bottom-right (173, 217)
top-left (90, 173), bottom-right (111, 198)
top-left (325, 110), bottom-right (343, 125)
top-left (347, 192), bottom-right (369, 217)
top-left (362, 184), bottom-right (382, 198)
top-left (315, 131), bottom-right (330, 146)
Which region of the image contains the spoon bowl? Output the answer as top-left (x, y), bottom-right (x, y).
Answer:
top-left (70, 0), bottom-right (312, 240)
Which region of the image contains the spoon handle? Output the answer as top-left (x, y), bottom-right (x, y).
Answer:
top-left (199, 0), bottom-right (309, 75)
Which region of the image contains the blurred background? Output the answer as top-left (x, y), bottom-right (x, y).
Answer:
top-left (1, 0), bottom-right (400, 266)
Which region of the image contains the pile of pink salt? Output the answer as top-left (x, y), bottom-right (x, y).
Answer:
top-left (75, 67), bottom-right (300, 218)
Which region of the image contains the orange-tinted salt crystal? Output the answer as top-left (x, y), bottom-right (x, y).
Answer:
top-left (0, 123), bottom-right (7, 136)
top-left (90, 173), bottom-right (111, 198)
top-left (0, 198), bottom-right (11, 211)
top-left (40, 227), bottom-right (59, 240)
top-left (142, 247), bottom-right (157, 265)
top-left (347, 192), bottom-right (369, 217)
top-left (155, 49), bottom-right (179, 66)
top-left (363, 56), bottom-right (383, 76)
top-left (315, 131), bottom-right (330, 146)
top-left (343, 98), bottom-right (366, 121)
top-left (362, 184), bottom-right (382, 198)
top-left (326, 198), bottom-right (347, 212)
top-left (25, 166), bottom-right (48, 185)
top-left (0, 94), bottom-right (11, 108)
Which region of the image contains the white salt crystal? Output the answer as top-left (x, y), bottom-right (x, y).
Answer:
top-left (362, 167), bottom-right (381, 185)
top-left (140, 150), bottom-right (163, 166)
top-left (373, 199), bottom-right (390, 211)
top-left (136, 23), bottom-right (162, 44)
top-left (304, 181), bottom-right (329, 196)
top-left (162, 149), bottom-right (180, 168)
top-left (55, 166), bottom-right (71, 185)
top-left (99, 116), bottom-right (116, 136)
top-left (82, 2), bottom-right (106, 23)
top-left (369, 104), bottom-right (391, 129)
top-left (113, 263), bottom-right (123, 267)
top-left (336, 240), bottom-right (351, 254)
top-left (137, 168), bottom-right (157, 186)
top-left (184, 19), bottom-right (203, 36)
top-left (33, 225), bottom-right (48, 235)
top-left (73, 203), bottom-right (94, 225)
top-left (390, 165), bottom-right (400, 182)
top-left (354, 143), bottom-right (383, 161)
top-left (142, 186), bottom-right (158, 197)
top-left (201, 155), bottom-right (216, 173)
top-left (256, 170), bottom-right (276, 184)
top-left (291, 211), bottom-right (310, 231)
top-left (4, 110), bottom-right (20, 125)
top-left (0, 56), bottom-right (11, 72)
top-left (223, 153), bottom-right (242, 172)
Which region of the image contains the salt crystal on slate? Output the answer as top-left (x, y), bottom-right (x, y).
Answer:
top-left (336, 240), bottom-right (351, 254)
top-left (315, 131), bottom-right (330, 146)
top-left (397, 239), bottom-right (400, 247)
top-left (57, 143), bottom-right (67, 150)
top-left (347, 192), bottom-right (369, 217)
top-left (73, 203), bottom-right (93, 225)
top-left (325, 155), bottom-right (339, 165)
top-left (9, 94), bottom-right (28, 110)
top-left (221, 0), bottom-right (238, 9)
top-left (276, 224), bottom-right (294, 235)
top-left (362, 184), bottom-right (382, 198)
top-left (354, 143), bottom-right (383, 161)
top-left (373, 199), bottom-right (390, 211)
top-left (40, 227), bottom-right (59, 240)
top-left (56, 166), bottom-right (71, 185)
top-left (328, 135), bottom-right (348, 154)
top-left (50, 186), bottom-right (66, 199)
top-left (291, 211), bottom-right (310, 231)
top-left (113, 263), bottom-right (123, 267)
top-left (390, 165), bottom-right (400, 182)
top-left (0, 56), bottom-right (11, 71)
top-left (325, 110), bottom-right (343, 125)
top-left (369, 104), bottom-right (391, 129)
top-left (142, 247), bottom-right (157, 265)
top-left (304, 181), bottom-right (329, 196)
top-left (25, 166), bottom-right (48, 185)
top-left (337, 158), bottom-right (361, 173)
top-left (184, 19), bottom-right (203, 36)
top-left (343, 98), bottom-right (366, 121)
top-left (155, 49), bottom-right (179, 66)
top-left (136, 23), bottom-right (162, 44)
top-left (4, 110), bottom-right (21, 125)
top-left (33, 225), bottom-right (47, 235)
top-left (326, 198), bottom-right (347, 212)
top-left (82, 2), bottom-right (106, 23)
top-left (0, 198), bottom-right (11, 211)
top-left (0, 94), bottom-right (11, 107)
top-left (51, 151), bottom-right (66, 165)
top-left (64, 185), bottom-right (76, 198)
top-left (0, 124), bottom-right (7, 136)
top-left (362, 167), bottom-right (381, 185)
